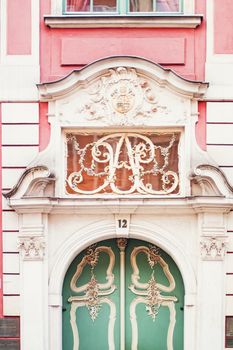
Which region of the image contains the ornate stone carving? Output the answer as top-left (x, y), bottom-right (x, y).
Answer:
top-left (117, 238), bottom-right (127, 251)
top-left (200, 236), bottom-right (228, 261)
top-left (77, 67), bottom-right (168, 125)
top-left (18, 236), bottom-right (45, 261)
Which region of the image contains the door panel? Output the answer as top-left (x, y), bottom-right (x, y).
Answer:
top-left (62, 238), bottom-right (184, 350)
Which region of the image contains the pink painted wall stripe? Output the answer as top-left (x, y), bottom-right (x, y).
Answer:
top-left (7, 0), bottom-right (32, 55)
top-left (196, 102), bottom-right (206, 151)
top-left (39, 103), bottom-right (50, 151)
top-left (0, 103), bottom-right (3, 317)
top-left (214, 0), bottom-right (233, 54)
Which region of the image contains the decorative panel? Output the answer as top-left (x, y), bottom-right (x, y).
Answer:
top-left (226, 316), bottom-right (233, 348)
top-left (66, 132), bottom-right (180, 195)
top-left (0, 318), bottom-right (20, 337)
top-left (61, 38), bottom-right (185, 66)
top-left (0, 339), bottom-right (20, 350)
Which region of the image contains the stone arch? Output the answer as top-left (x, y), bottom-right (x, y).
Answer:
top-left (49, 220), bottom-right (196, 350)
top-left (49, 220), bottom-right (196, 297)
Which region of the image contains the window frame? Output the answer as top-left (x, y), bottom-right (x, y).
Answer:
top-left (62, 127), bottom-right (185, 198)
top-left (63, 0), bottom-right (183, 16)
top-left (226, 316), bottom-right (233, 348)
top-left (46, 0), bottom-right (201, 29)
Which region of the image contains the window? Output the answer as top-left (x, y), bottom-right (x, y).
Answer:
top-left (65, 0), bottom-right (182, 14)
top-left (65, 131), bottom-right (180, 195)
top-left (226, 317), bottom-right (233, 348)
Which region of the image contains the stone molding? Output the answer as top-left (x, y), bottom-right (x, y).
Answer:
top-left (200, 236), bottom-right (228, 261)
top-left (18, 236), bottom-right (45, 261)
top-left (44, 15), bottom-right (202, 29)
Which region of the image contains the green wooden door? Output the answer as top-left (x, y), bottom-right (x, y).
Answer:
top-left (62, 239), bottom-right (184, 350)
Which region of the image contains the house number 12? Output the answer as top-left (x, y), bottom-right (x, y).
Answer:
top-left (118, 219), bottom-right (128, 228)
top-left (115, 215), bottom-right (130, 236)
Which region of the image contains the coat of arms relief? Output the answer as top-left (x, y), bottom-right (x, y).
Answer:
top-left (77, 67), bottom-right (169, 125)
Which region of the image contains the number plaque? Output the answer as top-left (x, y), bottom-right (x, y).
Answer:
top-left (115, 215), bottom-right (130, 237)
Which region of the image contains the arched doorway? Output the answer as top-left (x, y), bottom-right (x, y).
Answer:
top-left (62, 238), bottom-right (184, 350)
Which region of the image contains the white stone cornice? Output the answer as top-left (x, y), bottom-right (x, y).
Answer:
top-left (8, 196), bottom-right (233, 215)
top-left (20, 224), bottom-right (45, 236)
top-left (18, 236), bottom-right (46, 261)
top-left (44, 15), bottom-right (203, 29)
top-left (37, 56), bottom-right (208, 101)
top-left (200, 236), bottom-right (228, 261)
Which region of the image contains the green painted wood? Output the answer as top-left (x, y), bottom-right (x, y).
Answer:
top-left (125, 239), bottom-right (184, 350)
top-left (62, 240), bottom-right (120, 350)
top-left (62, 238), bottom-right (184, 350)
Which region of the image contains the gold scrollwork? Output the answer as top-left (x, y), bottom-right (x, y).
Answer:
top-left (66, 132), bottom-right (179, 195)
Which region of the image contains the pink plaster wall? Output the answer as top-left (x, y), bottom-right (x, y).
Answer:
top-left (40, 0), bottom-right (207, 148)
top-left (39, 103), bottom-right (50, 151)
top-left (40, 0), bottom-right (206, 82)
top-left (196, 102), bottom-right (206, 151)
top-left (7, 0), bottom-right (32, 55)
top-left (0, 103), bottom-right (3, 317)
top-left (214, 0), bottom-right (233, 54)
top-left (61, 37), bottom-right (186, 66)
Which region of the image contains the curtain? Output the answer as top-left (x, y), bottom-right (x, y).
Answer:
top-left (130, 0), bottom-right (153, 12)
top-left (157, 0), bottom-right (179, 11)
top-left (66, 0), bottom-right (89, 11)
top-left (130, 0), bottom-right (179, 12)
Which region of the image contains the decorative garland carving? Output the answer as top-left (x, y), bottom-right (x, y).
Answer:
top-left (66, 132), bottom-right (179, 195)
top-left (146, 272), bottom-right (163, 321)
top-left (77, 67), bottom-right (168, 126)
top-left (18, 236), bottom-right (45, 260)
top-left (200, 236), bottom-right (228, 260)
top-left (147, 244), bottom-right (160, 268)
top-left (84, 244), bottom-right (99, 268)
top-left (86, 274), bottom-right (100, 321)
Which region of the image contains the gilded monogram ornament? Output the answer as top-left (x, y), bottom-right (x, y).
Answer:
top-left (66, 132), bottom-right (179, 195)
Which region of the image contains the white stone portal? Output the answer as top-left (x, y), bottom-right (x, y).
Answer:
top-left (4, 57), bottom-right (232, 350)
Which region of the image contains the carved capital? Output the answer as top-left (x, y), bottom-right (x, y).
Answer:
top-left (200, 236), bottom-right (228, 261)
top-left (18, 236), bottom-right (45, 261)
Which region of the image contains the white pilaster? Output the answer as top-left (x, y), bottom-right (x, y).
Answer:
top-left (18, 214), bottom-right (49, 350)
top-left (197, 210), bottom-right (228, 350)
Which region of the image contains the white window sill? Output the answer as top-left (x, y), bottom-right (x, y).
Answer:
top-left (44, 14), bottom-right (203, 29)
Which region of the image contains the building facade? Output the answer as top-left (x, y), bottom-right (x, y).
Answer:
top-left (1, 0), bottom-right (233, 349)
